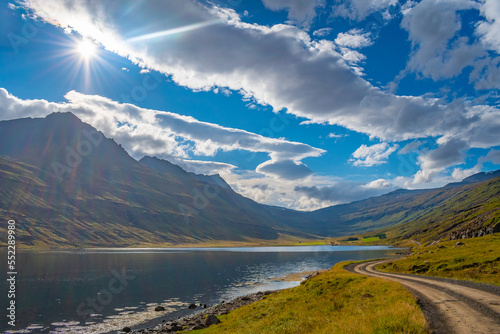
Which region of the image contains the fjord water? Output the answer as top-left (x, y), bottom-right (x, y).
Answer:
top-left (1, 246), bottom-right (399, 333)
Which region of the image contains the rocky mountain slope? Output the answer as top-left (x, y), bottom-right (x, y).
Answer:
top-left (0, 113), bottom-right (312, 247)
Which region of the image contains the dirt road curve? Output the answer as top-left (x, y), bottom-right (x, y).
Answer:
top-left (345, 260), bottom-right (500, 334)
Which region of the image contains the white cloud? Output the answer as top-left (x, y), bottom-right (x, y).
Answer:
top-left (338, 47), bottom-right (366, 64)
top-left (222, 171), bottom-right (320, 210)
top-left (295, 179), bottom-right (396, 206)
top-left (256, 159), bottom-right (313, 180)
top-left (410, 138), bottom-right (471, 185)
top-left (327, 132), bottom-right (346, 139)
top-left (17, 0), bottom-right (499, 148)
top-left (0, 88), bottom-right (324, 177)
top-left (350, 142), bottom-right (398, 167)
top-left (170, 158), bottom-right (236, 175)
top-left (313, 27), bottom-right (332, 37)
top-left (15, 0), bottom-right (500, 189)
top-left (331, 0), bottom-right (397, 21)
top-left (399, 0), bottom-right (500, 98)
top-left (261, 0), bottom-right (325, 29)
top-left (419, 138), bottom-right (468, 171)
top-left (412, 168), bottom-right (442, 185)
top-left (220, 171), bottom-right (399, 210)
top-left (470, 56), bottom-right (500, 91)
top-left (334, 29), bottom-right (373, 48)
top-left (484, 149), bottom-right (500, 165)
top-left (398, 140), bottom-right (424, 154)
top-left (476, 0), bottom-right (500, 53)
top-left (401, 0), bottom-right (485, 80)
top-left (459, 105), bottom-right (500, 149)
top-left (408, 112), bottom-right (500, 185)
top-left (451, 164), bottom-right (482, 180)
top-left (0, 87), bottom-right (56, 120)
top-left (363, 178), bottom-right (392, 189)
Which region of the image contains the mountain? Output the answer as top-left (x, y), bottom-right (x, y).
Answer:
top-left (301, 175), bottom-right (500, 244)
top-left (368, 176), bottom-right (500, 244)
top-left (0, 113), bottom-right (313, 247)
top-left (139, 156), bottom-right (232, 190)
top-left (0, 112), bottom-right (499, 247)
top-left (444, 170), bottom-right (500, 188)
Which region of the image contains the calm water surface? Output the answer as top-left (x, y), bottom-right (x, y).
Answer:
top-left (1, 245), bottom-right (401, 333)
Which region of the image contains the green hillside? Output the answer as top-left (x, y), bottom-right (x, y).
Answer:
top-left (336, 176), bottom-right (500, 245)
top-left (378, 234), bottom-right (500, 285)
top-left (292, 175), bottom-right (500, 243)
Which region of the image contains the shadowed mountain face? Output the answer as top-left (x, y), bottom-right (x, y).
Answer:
top-left (0, 113), bottom-right (315, 247)
top-left (0, 113), bottom-right (499, 247)
top-left (139, 156), bottom-right (232, 190)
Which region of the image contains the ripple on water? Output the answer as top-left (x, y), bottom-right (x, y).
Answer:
top-left (8, 300), bottom-right (188, 334)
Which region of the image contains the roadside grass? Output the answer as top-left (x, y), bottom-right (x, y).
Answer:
top-left (189, 261), bottom-right (427, 334)
top-left (377, 234), bottom-right (500, 286)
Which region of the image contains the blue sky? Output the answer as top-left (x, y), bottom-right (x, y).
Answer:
top-left (0, 0), bottom-right (499, 210)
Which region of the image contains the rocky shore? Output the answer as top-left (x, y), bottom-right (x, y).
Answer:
top-left (119, 270), bottom-right (322, 333)
top-left (124, 290), bottom-right (275, 333)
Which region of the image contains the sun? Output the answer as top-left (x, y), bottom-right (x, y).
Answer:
top-left (76, 39), bottom-right (96, 59)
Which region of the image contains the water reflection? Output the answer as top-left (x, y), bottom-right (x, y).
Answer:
top-left (1, 245), bottom-right (400, 333)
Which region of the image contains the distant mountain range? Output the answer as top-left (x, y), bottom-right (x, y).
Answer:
top-left (0, 113), bottom-right (499, 247)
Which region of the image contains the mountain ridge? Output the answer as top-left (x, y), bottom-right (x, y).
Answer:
top-left (0, 112), bottom-right (499, 247)
top-left (139, 156), bottom-right (232, 190)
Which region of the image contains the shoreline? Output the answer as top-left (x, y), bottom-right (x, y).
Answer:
top-left (126, 270), bottom-right (322, 333)
top-left (4, 241), bottom-right (333, 250)
top-left (129, 290), bottom-right (276, 333)
top-left (8, 243), bottom-right (398, 251)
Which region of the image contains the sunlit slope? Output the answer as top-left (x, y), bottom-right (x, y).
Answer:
top-left (277, 173), bottom-right (500, 240)
top-left (356, 176), bottom-right (500, 244)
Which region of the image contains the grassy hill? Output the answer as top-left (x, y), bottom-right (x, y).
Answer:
top-left (378, 234), bottom-right (500, 285)
top-left (330, 175), bottom-right (500, 246)
top-left (294, 174), bottom-right (500, 243)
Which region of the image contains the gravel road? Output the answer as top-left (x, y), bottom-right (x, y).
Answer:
top-left (345, 260), bottom-right (500, 334)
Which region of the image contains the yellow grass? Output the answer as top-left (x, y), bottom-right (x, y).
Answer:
top-left (189, 261), bottom-right (427, 334)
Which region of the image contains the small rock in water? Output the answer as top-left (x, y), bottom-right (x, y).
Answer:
top-left (188, 303), bottom-right (197, 309)
top-left (121, 326), bottom-right (131, 333)
top-left (155, 305), bottom-right (166, 311)
top-left (203, 304), bottom-right (208, 308)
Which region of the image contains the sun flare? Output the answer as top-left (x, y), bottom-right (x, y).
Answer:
top-left (76, 39), bottom-right (96, 59)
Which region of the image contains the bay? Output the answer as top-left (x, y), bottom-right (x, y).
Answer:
top-left (1, 245), bottom-right (400, 333)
